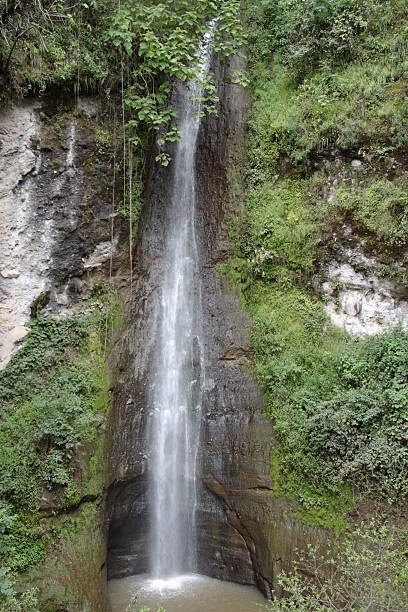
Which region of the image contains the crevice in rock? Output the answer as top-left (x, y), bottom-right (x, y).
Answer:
top-left (219, 347), bottom-right (252, 362)
top-left (39, 493), bottom-right (99, 517)
top-left (203, 473), bottom-right (273, 598)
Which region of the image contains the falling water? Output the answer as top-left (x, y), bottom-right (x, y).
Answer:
top-left (149, 28), bottom-right (214, 578)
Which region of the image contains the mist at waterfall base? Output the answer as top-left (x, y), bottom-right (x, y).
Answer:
top-left (109, 27), bottom-right (266, 611)
top-left (109, 575), bottom-right (266, 612)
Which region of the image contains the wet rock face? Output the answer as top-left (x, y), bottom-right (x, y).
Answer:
top-left (193, 60), bottom-right (274, 593)
top-left (106, 58), bottom-right (341, 596)
top-left (107, 58), bottom-right (276, 595)
top-left (0, 98), bottom-right (117, 369)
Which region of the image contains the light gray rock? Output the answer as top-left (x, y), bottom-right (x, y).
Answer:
top-left (83, 240), bottom-right (116, 269)
top-left (0, 100), bottom-right (119, 370)
top-left (0, 104), bottom-right (53, 369)
top-left (322, 259), bottom-right (408, 336)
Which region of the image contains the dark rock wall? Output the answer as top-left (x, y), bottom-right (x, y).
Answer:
top-left (194, 58), bottom-right (273, 592)
top-left (106, 56), bottom-right (275, 593)
top-left (106, 130), bottom-right (174, 579)
top-left (106, 56), bottom-right (332, 598)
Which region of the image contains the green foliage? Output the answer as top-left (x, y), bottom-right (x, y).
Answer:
top-left (0, 502), bottom-right (51, 573)
top-left (247, 57), bottom-right (408, 168)
top-left (249, 287), bottom-right (342, 408)
top-left (251, 281), bottom-right (408, 504)
top-left (0, 568), bottom-right (40, 611)
top-left (253, 0), bottom-right (372, 75)
top-left (235, 0), bottom-right (408, 520)
top-left (234, 181), bottom-right (318, 284)
top-left (0, 0), bottom-right (245, 156)
top-left (0, 286), bottom-right (120, 574)
top-left (246, 0), bottom-right (408, 166)
top-left (271, 451), bottom-right (354, 534)
top-left (304, 328), bottom-right (408, 501)
top-left (249, 0), bottom-right (407, 77)
top-left (111, 0), bottom-right (245, 155)
top-left (0, 574), bottom-right (40, 612)
top-left (0, 317), bottom-right (87, 402)
top-left (267, 522), bottom-right (408, 612)
top-left (0, 0), bottom-right (115, 97)
top-left (337, 178), bottom-right (408, 246)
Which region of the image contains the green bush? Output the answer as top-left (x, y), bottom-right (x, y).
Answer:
top-left (265, 325), bottom-right (408, 505)
top-left (0, 0), bottom-right (244, 156)
top-left (249, 0), bottom-right (407, 77)
top-left (0, 325), bottom-right (104, 508)
top-left (0, 569), bottom-right (40, 611)
top-left (267, 522), bottom-right (408, 611)
top-left (239, 182), bottom-right (318, 283)
top-left (236, 0), bottom-right (408, 518)
top-left (246, 0), bottom-right (408, 166)
top-left (0, 287), bottom-right (118, 574)
top-left (337, 179), bottom-right (408, 245)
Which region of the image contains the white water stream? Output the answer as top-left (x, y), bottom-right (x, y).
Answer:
top-left (148, 28), bottom-right (214, 578)
top-left (109, 26), bottom-right (267, 611)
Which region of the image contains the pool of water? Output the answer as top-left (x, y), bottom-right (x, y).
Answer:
top-left (108, 573), bottom-right (267, 612)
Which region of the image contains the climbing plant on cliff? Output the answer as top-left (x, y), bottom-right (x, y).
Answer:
top-left (108, 0), bottom-right (245, 162)
top-left (0, 1), bottom-right (245, 124)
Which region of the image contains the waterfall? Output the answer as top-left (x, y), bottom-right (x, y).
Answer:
top-left (148, 27), bottom-right (214, 579)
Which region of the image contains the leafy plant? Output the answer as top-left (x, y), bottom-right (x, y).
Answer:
top-left (267, 522), bottom-right (408, 612)
top-left (337, 179), bottom-right (408, 246)
top-left (0, 286), bottom-right (120, 574)
top-left (234, 0), bottom-right (408, 520)
top-left (246, 0), bottom-right (408, 166)
top-left (0, 0), bottom-right (246, 159)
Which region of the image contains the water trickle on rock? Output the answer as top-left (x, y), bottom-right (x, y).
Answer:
top-left (148, 27), bottom-right (214, 578)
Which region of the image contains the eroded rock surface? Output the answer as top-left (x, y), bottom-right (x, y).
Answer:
top-left (0, 99), bottom-right (119, 369)
top-left (0, 104), bottom-right (48, 366)
top-left (320, 223), bottom-right (408, 336)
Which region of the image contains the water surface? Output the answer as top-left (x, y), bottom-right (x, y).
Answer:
top-left (109, 574), bottom-right (267, 612)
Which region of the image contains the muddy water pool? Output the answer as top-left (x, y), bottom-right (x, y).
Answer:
top-left (109, 574), bottom-right (267, 612)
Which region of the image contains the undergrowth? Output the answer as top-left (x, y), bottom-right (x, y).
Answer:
top-left (0, 283), bottom-right (121, 577)
top-left (232, 0), bottom-right (408, 528)
top-left (267, 522), bottom-right (408, 611)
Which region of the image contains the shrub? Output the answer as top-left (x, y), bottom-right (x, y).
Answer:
top-left (270, 327), bottom-right (408, 504)
top-left (0, 287), bottom-right (119, 573)
top-left (242, 182), bottom-right (318, 283)
top-left (238, 0), bottom-right (408, 516)
top-left (337, 179), bottom-right (408, 246)
top-left (246, 0), bottom-right (408, 165)
top-left (267, 522), bottom-right (408, 612)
